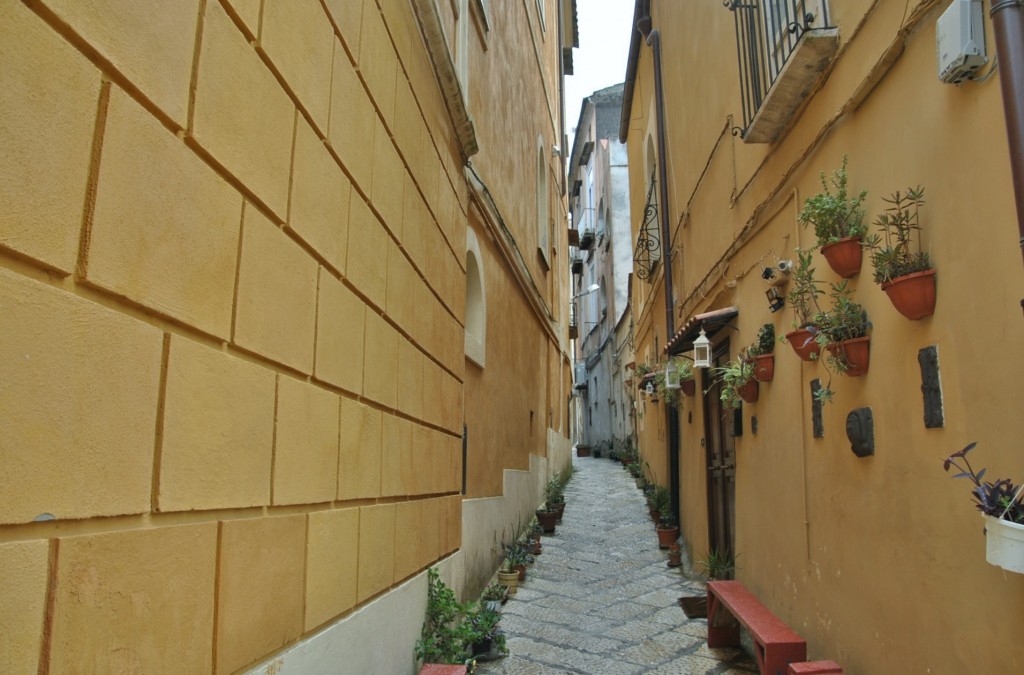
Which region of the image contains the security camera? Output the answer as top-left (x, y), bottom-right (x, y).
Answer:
top-left (551, 144), bottom-right (561, 157)
top-left (777, 259), bottom-right (793, 273)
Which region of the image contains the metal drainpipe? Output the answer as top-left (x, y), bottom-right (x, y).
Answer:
top-left (641, 21), bottom-right (682, 526)
top-left (989, 0), bottom-right (1024, 310)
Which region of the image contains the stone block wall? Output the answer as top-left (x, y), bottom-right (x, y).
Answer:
top-left (0, 0), bottom-right (467, 671)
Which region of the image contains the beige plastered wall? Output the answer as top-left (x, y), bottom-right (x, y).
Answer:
top-left (623, 1), bottom-right (1024, 672)
top-left (0, 0), bottom-right (497, 671)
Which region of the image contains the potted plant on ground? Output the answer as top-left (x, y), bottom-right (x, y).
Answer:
top-left (416, 568), bottom-right (474, 669)
top-left (464, 606), bottom-right (507, 661)
top-left (747, 323), bottom-right (776, 382)
top-left (943, 442), bottom-right (1024, 574)
top-left (783, 248), bottom-right (823, 360)
top-left (656, 512), bottom-right (680, 550)
top-left (496, 560), bottom-right (520, 595)
top-left (667, 542), bottom-right (683, 568)
top-left (714, 358), bottom-right (758, 409)
top-left (545, 475), bottom-right (566, 522)
top-left (798, 155), bottom-right (868, 278)
top-left (480, 582), bottom-right (507, 612)
top-left (679, 549), bottom-right (739, 619)
top-left (864, 185), bottom-right (935, 319)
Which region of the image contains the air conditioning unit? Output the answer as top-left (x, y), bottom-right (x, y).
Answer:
top-left (936, 0), bottom-right (987, 84)
top-left (574, 363), bottom-right (587, 390)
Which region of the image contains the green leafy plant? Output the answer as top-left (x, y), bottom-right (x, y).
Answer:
top-left (798, 155), bottom-right (868, 246)
top-left (415, 568), bottom-right (471, 665)
top-left (783, 248), bottom-right (823, 329)
top-left (809, 281), bottom-right (870, 403)
top-left (747, 323), bottom-right (775, 357)
top-left (943, 442), bottom-right (1024, 524)
top-left (864, 186), bottom-right (931, 284)
top-left (697, 549), bottom-right (739, 580)
top-left (713, 358), bottom-right (755, 410)
top-left (480, 582), bottom-right (508, 603)
top-left (464, 606), bottom-right (507, 657)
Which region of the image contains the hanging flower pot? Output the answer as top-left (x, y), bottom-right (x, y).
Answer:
top-left (752, 354), bottom-right (774, 382)
top-left (825, 336), bottom-right (871, 377)
top-left (680, 378), bottom-right (696, 396)
top-left (736, 379), bottom-right (759, 403)
top-left (882, 269), bottom-right (936, 320)
top-left (785, 327), bottom-right (820, 361)
top-left (984, 515), bottom-right (1024, 574)
top-left (820, 236), bottom-right (863, 279)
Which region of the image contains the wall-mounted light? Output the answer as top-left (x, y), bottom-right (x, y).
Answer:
top-left (572, 283), bottom-right (600, 300)
top-left (766, 287), bottom-right (785, 312)
top-left (664, 361), bottom-right (681, 389)
top-left (693, 329), bottom-right (711, 368)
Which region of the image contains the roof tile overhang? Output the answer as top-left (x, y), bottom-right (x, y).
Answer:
top-left (665, 307), bottom-right (739, 355)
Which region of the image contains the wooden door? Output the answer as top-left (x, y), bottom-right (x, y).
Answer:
top-left (702, 342), bottom-right (736, 569)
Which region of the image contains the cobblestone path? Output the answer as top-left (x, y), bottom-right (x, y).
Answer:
top-left (475, 452), bottom-right (757, 675)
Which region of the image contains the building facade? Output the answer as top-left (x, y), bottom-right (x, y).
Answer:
top-left (0, 0), bottom-right (572, 672)
top-left (569, 83), bottom-right (635, 457)
top-left (621, 0), bottom-right (1024, 672)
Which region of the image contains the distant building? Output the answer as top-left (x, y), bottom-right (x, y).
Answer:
top-left (569, 83), bottom-right (634, 457)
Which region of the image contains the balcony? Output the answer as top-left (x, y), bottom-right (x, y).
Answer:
top-left (726, 0), bottom-right (838, 144)
top-left (633, 173), bottom-right (661, 282)
top-left (571, 255), bottom-right (583, 275)
top-left (579, 228), bottom-right (595, 250)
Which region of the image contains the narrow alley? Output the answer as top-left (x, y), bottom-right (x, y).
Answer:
top-left (476, 454), bottom-right (756, 674)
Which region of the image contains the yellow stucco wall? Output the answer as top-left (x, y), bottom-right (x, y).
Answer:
top-left (625, 1), bottom-right (1024, 672)
top-left (0, 0), bottom-right (484, 670)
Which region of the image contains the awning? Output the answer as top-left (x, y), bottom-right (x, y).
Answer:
top-left (665, 306), bottom-right (739, 355)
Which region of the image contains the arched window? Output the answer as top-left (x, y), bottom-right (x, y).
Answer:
top-left (465, 227), bottom-right (486, 367)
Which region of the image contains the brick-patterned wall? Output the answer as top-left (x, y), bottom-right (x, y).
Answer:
top-left (0, 0), bottom-right (467, 671)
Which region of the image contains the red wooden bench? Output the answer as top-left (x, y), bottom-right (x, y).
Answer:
top-left (419, 666), bottom-right (467, 675)
top-left (788, 661), bottom-right (843, 674)
top-left (707, 580), bottom-right (807, 675)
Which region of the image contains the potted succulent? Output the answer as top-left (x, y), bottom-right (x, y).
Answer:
top-left (667, 542), bottom-right (683, 568)
top-left (714, 358), bottom-right (758, 409)
top-left (943, 442), bottom-right (1024, 574)
top-left (783, 248), bottom-right (823, 361)
top-left (464, 606), bottom-right (507, 661)
top-left (480, 582), bottom-right (507, 612)
top-left (864, 186), bottom-right (935, 319)
top-left (798, 155), bottom-right (868, 278)
top-left (747, 323), bottom-right (776, 382)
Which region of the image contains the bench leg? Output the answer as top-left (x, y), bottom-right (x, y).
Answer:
top-left (761, 643), bottom-right (807, 675)
top-left (706, 591), bottom-right (740, 648)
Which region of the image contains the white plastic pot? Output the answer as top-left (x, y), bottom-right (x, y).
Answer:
top-left (984, 515), bottom-right (1024, 574)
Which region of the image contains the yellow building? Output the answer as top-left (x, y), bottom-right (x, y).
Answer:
top-left (0, 0), bottom-right (571, 672)
top-left (622, 0), bottom-right (1024, 672)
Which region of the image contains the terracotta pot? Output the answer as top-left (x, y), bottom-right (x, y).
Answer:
top-left (536, 509), bottom-right (558, 533)
top-left (649, 507), bottom-right (660, 523)
top-left (576, 444), bottom-right (591, 457)
top-left (826, 336), bottom-right (871, 377)
top-left (681, 378), bottom-right (696, 396)
top-left (820, 236), bottom-right (863, 278)
top-left (785, 327), bottom-right (820, 361)
top-left (656, 526), bottom-right (679, 549)
top-left (737, 379), bottom-right (759, 403)
top-left (515, 563), bottom-right (527, 582)
top-left (552, 501), bottom-right (565, 522)
top-left (752, 353), bottom-right (774, 382)
top-left (882, 269), bottom-right (936, 320)
top-left (667, 544), bottom-right (682, 568)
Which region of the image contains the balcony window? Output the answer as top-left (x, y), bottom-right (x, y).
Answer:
top-left (726, 0), bottom-right (838, 143)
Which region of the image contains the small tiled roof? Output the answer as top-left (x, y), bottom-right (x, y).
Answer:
top-left (665, 307), bottom-right (739, 355)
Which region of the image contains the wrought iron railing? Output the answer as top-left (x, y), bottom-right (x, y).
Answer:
top-left (725, 1), bottom-right (834, 135)
top-left (634, 172), bottom-right (661, 281)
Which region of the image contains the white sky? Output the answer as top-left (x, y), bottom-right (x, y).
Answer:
top-left (563, 1), bottom-right (636, 137)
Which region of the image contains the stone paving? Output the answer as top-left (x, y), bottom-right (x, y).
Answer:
top-left (475, 453), bottom-right (757, 675)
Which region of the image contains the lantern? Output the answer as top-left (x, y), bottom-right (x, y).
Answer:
top-left (693, 329), bottom-right (711, 368)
